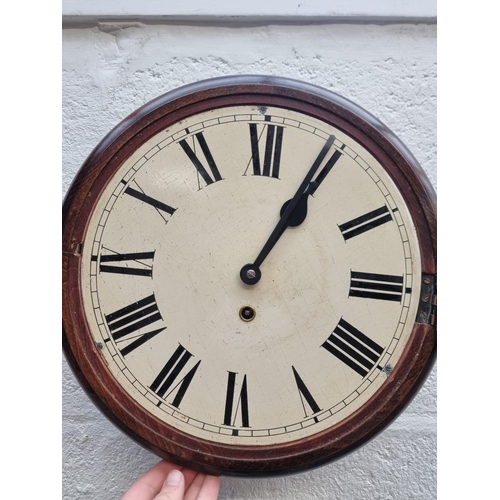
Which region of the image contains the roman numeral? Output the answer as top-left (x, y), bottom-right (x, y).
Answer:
top-left (223, 372), bottom-right (249, 431)
top-left (247, 117), bottom-right (284, 178)
top-left (105, 294), bottom-right (165, 356)
top-left (150, 344), bottom-right (201, 408)
top-left (123, 182), bottom-right (176, 224)
top-left (307, 144), bottom-right (344, 196)
top-left (349, 271), bottom-right (406, 302)
top-left (321, 318), bottom-right (384, 377)
top-left (99, 250), bottom-right (155, 277)
top-left (179, 131), bottom-right (223, 187)
top-left (339, 205), bottom-right (393, 240)
top-left (292, 366), bottom-right (321, 418)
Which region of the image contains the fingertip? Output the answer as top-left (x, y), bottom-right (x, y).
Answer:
top-left (165, 469), bottom-right (184, 487)
top-left (205, 474), bottom-right (220, 485)
top-left (156, 469), bottom-right (185, 500)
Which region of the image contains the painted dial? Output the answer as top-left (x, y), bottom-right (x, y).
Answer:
top-left (80, 105), bottom-right (421, 445)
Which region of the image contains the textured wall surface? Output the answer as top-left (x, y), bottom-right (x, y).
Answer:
top-left (62, 22), bottom-right (436, 500)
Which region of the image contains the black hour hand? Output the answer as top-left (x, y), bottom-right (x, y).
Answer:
top-left (279, 192), bottom-right (309, 227)
top-left (277, 146), bottom-right (341, 229)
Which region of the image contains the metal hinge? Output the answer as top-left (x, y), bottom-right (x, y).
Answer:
top-left (416, 274), bottom-right (437, 326)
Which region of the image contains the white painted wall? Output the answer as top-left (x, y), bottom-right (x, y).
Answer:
top-left (62, 0), bottom-right (436, 21)
top-left (62, 15), bottom-right (436, 500)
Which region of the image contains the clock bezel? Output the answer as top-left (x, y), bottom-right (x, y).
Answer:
top-left (62, 75), bottom-right (436, 476)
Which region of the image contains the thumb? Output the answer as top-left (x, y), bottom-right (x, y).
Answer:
top-left (155, 469), bottom-right (185, 500)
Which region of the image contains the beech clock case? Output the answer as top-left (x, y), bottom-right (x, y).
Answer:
top-left (62, 75), bottom-right (436, 476)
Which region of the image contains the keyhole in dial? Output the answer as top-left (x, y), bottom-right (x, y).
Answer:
top-left (239, 305), bottom-right (256, 322)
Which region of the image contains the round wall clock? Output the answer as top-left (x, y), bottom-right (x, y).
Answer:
top-left (62, 75), bottom-right (436, 476)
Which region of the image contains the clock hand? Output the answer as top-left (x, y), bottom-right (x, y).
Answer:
top-left (279, 144), bottom-right (344, 226)
top-left (240, 135), bottom-right (340, 285)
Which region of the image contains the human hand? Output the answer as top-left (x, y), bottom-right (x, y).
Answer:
top-left (122, 460), bottom-right (220, 500)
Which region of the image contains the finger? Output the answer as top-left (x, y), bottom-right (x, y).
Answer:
top-left (184, 474), bottom-right (220, 500)
top-left (184, 473), bottom-right (206, 500)
top-left (121, 461), bottom-right (179, 500)
top-left (180, 467), bottom-right (199, 491)
top-left (155, 469), bottom-right (185, 500)
top-left (196, 476), bottom-right (220, 500)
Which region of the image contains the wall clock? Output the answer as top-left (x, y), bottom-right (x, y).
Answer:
top-left (62, 75), bottom-right (436, 476)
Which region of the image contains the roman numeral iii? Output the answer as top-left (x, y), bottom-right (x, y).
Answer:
top-left (247, 117), bottom-right (284, 178)
top-left (104, 294), bottom-right (165, 356)
top-left (150, 344), bottom-right (201, 408)
top-left (349, 271), bottom-right (407, 302)
top-left (223, 372), bottom-right (250, 432)
top-left (339, 205), bottom-right (393, 240)
top-left (180, 131), bottom-right (223, 187)
top-left (322, 318), bottom-right (384, 377)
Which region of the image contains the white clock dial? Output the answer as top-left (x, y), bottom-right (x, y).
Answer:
top-left (80, 105), bottom-right (421, 445)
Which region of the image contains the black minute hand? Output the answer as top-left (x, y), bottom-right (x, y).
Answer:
top-left (240, 135), bottom-right (339, 285)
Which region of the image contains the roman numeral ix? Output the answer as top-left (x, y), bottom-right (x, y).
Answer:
top-left (98, 250), bottom-right (155, 277)
top-left (104, 294), bottom-right (165, 356)
top-left (247, 117), bottom-right (284, 178)
top-left (150, 344), bottom-right (201, 408)
top-left (322, 318), bottom-right (384, 377)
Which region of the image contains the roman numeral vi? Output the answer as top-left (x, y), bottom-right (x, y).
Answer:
top-left (223, 372), bottom-right (250, 432)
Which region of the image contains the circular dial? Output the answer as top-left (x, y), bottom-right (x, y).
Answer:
top-left (63, 76), bottom-right (437, 475)
top-left (80, 104), bottom-right (421, 445)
